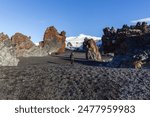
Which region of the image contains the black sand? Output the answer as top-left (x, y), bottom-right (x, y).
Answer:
top-left (0, 51), bottom-right (150, 100)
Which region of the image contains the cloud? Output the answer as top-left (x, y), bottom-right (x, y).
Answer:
top-left (131, 17), bottom-right (150, 23)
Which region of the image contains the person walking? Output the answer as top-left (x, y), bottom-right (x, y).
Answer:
top-left (70, 51), bottom-right (74, 64)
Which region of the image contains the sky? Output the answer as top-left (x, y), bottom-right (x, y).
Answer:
top-left (0, 0), bottom-right (150, 42)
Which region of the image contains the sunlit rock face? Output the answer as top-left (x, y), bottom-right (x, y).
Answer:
top-left (40, 26), bottom-right (66, 54)
top-left (11, 33), bottom-right (48, 57)
top-left (83, 38), bottom-right (102, 61)
top-left (0, 32), bottom-right (9, 42)
top-left (11, 33), bottom-right (34, 50)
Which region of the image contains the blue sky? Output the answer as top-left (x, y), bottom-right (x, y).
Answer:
top-left (0, 0), bottom-right (150, 42)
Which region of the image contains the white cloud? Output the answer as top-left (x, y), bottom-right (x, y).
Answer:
top-left (131, 17), bottom-right (150, 23)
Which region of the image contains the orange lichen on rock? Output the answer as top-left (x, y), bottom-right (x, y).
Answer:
top-left (41, 26), bottom-right (66, 54)
top-left (57, 43), bottom-right (66, 53)
top-left (83, 38), bottom-right (102, 61)
top-left (11, 33), bottom-right (34, 50)
top-left (43, 26), bottom-right (59, 41)
top-left (0, 32), bottom-right (9, 42)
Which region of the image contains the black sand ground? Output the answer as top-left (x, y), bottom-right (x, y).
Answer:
top-left (0, 51), bottom-right (150, 100)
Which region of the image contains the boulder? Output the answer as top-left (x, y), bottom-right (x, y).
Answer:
top-left (0, 42), bottom-right (19, 66)
top-left (11, 33), bottom-right (34, 50)
top-left (83, 38), bottom-right (102, 61)
top-left (40, 26), bottom-right (66, 54)
top-left (11, 33), bottom-right (48, 57)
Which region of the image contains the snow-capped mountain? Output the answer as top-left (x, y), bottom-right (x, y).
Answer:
top-left (66, 34), bottom-right (101, 50)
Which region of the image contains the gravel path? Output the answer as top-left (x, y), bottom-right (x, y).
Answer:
top-left (0, 51), bottom-right (150, 100)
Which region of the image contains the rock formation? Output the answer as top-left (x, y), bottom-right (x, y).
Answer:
top-left (11, 33), bottom-right (34, 49)
top-left (0, 32), bottom-right (9, 42)
top-left (11, 33), bottom-right (48, 57)
top-left (0, 33), bottom-right (19, 66)
top-left (83, 38), bottom-right (101, 61)
top-left (0, 26), bottom-right (66, 66)
top-left (102, 22), bottom-right (150, 68)
top-left (39, 26), bottom-right (66, 54)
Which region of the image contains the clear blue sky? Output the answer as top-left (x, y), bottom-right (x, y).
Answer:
top-left (0, 0), bottom-right (150, 42)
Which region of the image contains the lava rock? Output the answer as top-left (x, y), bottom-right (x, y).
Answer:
top-left (40, 26), bottom-right (66, 54)
top-left (11, 33), bottom-right (48, 57)
top-left (83, 38), bottom-right (102, 61)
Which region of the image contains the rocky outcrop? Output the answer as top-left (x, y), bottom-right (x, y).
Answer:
top-left (40, 26), bottom-right (66, 54)
top-left (11, 33), bottom-right (34, 50)
top-left (102, 22), bottom-right (150, 68)
top-left (0, 42), bottom-right (19, 66)
top-left (0, 32), bottom-right (9, 42)
top-left (102, 22), bottom-right (150, 55)
top-left (11, 33), bottom-right (48, 57)
top-left (0, 26), bottom-right (67, 66)
top-left (83, 38), bottom-right (101, 61)
top-left (0, 26), bottom-right (66, 59)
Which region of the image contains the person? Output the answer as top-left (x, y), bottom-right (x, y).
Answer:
top-left (70, 51), bottom-right (74, 64)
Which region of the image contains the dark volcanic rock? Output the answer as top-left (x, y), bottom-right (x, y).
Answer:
top-left (102, 22), bottom-right (150, 68)
top-left (102, 23), bottom-right (150, 55)
top-left (0, 61), bottom-right (150, 100)
top-left (0, 51), bottom-right (149, 99)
